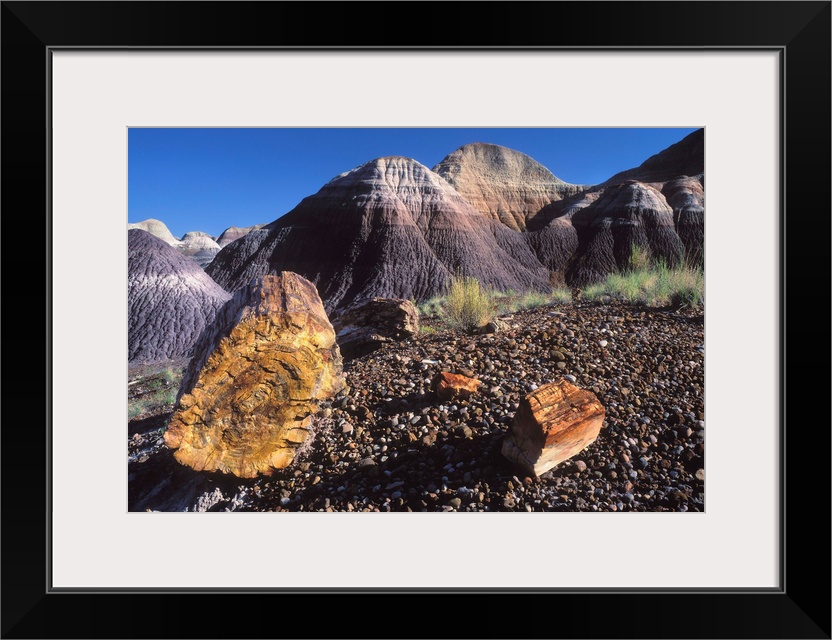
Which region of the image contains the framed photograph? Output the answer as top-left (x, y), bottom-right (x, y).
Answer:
top-left (3, 2), bottom-right (829, 638)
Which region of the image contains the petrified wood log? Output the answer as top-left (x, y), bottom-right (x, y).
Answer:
top-left (433, 371), bottom-right (481, 401)
top-left (502, 379), bottom-right (605, 476)
top-left (331, 297), bottom-right (419, 359)
top-left (164, 273), bottom-right (345, 478)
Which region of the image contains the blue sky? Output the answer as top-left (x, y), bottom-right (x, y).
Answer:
top-left (129, 127), bottom-right (699, 239)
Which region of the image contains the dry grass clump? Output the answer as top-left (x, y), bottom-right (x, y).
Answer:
top-left (445, 274), bottom-right (494, 332)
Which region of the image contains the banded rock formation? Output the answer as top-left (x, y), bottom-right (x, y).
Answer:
top-left (179, 231), bottom-right (221, 255)
top-left (524, 217), bottom-right (580, 280)
top-left (567, 181), bottom-right (685, 285)
top-left (207, 156), bottom-right (552, 311)
top-left (164, 272), bottom-right (345, 478)
top-left (217, 224), bottom-right (266, 248)
top-left (530, 129), bottom-right (704, 285)
top-left (128, 229), bottom-right (231, 363)
top-left (433, 142), bottom-right (585, 232)
top-left (178, 231), bottom-right (222, 267)
top-left (662, 176), bottom-right (704, 264)
top-left (191, 249), bottom-right (221, 269)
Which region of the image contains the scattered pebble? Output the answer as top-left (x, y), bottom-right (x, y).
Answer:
top-left (128, 301), bottom-right (704, 514)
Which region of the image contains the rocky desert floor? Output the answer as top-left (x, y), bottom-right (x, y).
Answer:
top-left (128, 300), bottom-right (704, 513)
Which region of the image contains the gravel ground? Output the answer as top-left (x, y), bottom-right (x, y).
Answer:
top-left (128, 300), bottom-right (704, 513)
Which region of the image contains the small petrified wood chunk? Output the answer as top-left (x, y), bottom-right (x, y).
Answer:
top-left (502, 379), bottom-right (605, 476)
top-left (433, 371), bottom-right (482, 401)
top-left (164, 273), bottom-right (345, 478)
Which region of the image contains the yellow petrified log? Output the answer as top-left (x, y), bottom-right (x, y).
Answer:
top-left (164, 273), bottom-right (345, 478)
top-left (502, 379), bottom-right (605, 476)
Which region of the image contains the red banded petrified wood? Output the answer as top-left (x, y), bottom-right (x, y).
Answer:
top-left (164, 273), bottom-right (345, 478)
top-left (433, 371), bottom-right (481, 401)
top-left (502, 379), bottom-right (605, 476)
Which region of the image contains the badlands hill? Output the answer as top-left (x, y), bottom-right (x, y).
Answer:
top-left (128, 229), bottom-right (230, 363)
top-left (179, 231), bottom-right (221, 253)
top-left (145, 130), bottom-right (703, 304)
top-left (601, 128), bottom-right (704, 186)
top-left (178, 231), bottom-right (222, 268)
top-left (217, 224), bottom-right (265, 247)
top-left (533, 129), bottom-right (705, 283)
top-left (127, 218), bottom-right (181, 246)
top-left (564, 180), bottom-right (686, 284)
top-left (432, 142), bottom-right (585, 232)
top-left (661, 175), bottom-right (704, 262)
top-left (127, 219), bottom-right (231, 268)
top-left (206, 156), bottom-right (551, 311)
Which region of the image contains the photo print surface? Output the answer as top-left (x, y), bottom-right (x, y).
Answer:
top-left (127, 127), bottom-right (704, 513)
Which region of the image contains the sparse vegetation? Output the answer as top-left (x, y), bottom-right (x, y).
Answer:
top-left (412, 245), bottom-right (702, 332)
top-left (583, 244), bottom-right (704, 309)
top-left (128, 388), bottom-right (178, 419)
top-left (128, 366), bottom-right (183, 419)
top-left (416, 278), bottom-right (573, 332)
top-left (417, 295), bottom-right (447, 318)
top-left (445, 274), bottom-right (495, 333)
top-left (550, 288), bottom-right (573, 303)
top-left (492, 288), bottom-right (571, 313)
top-left (627, 242), bottom-right (652, 272)
top-left (144, 367), bottom-right (178, 391)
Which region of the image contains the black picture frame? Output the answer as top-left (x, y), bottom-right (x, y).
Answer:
top-left (2, 2), bottom-right (829, 638)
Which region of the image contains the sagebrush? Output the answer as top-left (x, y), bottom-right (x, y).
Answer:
top-left (445, 274), bottom-right (494, 332)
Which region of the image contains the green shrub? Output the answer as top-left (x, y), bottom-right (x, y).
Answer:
top-left (445, 274), bottom-right (494, 332)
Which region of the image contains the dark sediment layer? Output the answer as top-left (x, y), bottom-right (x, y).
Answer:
top-left (207, 156), bottom-right (551, 311)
